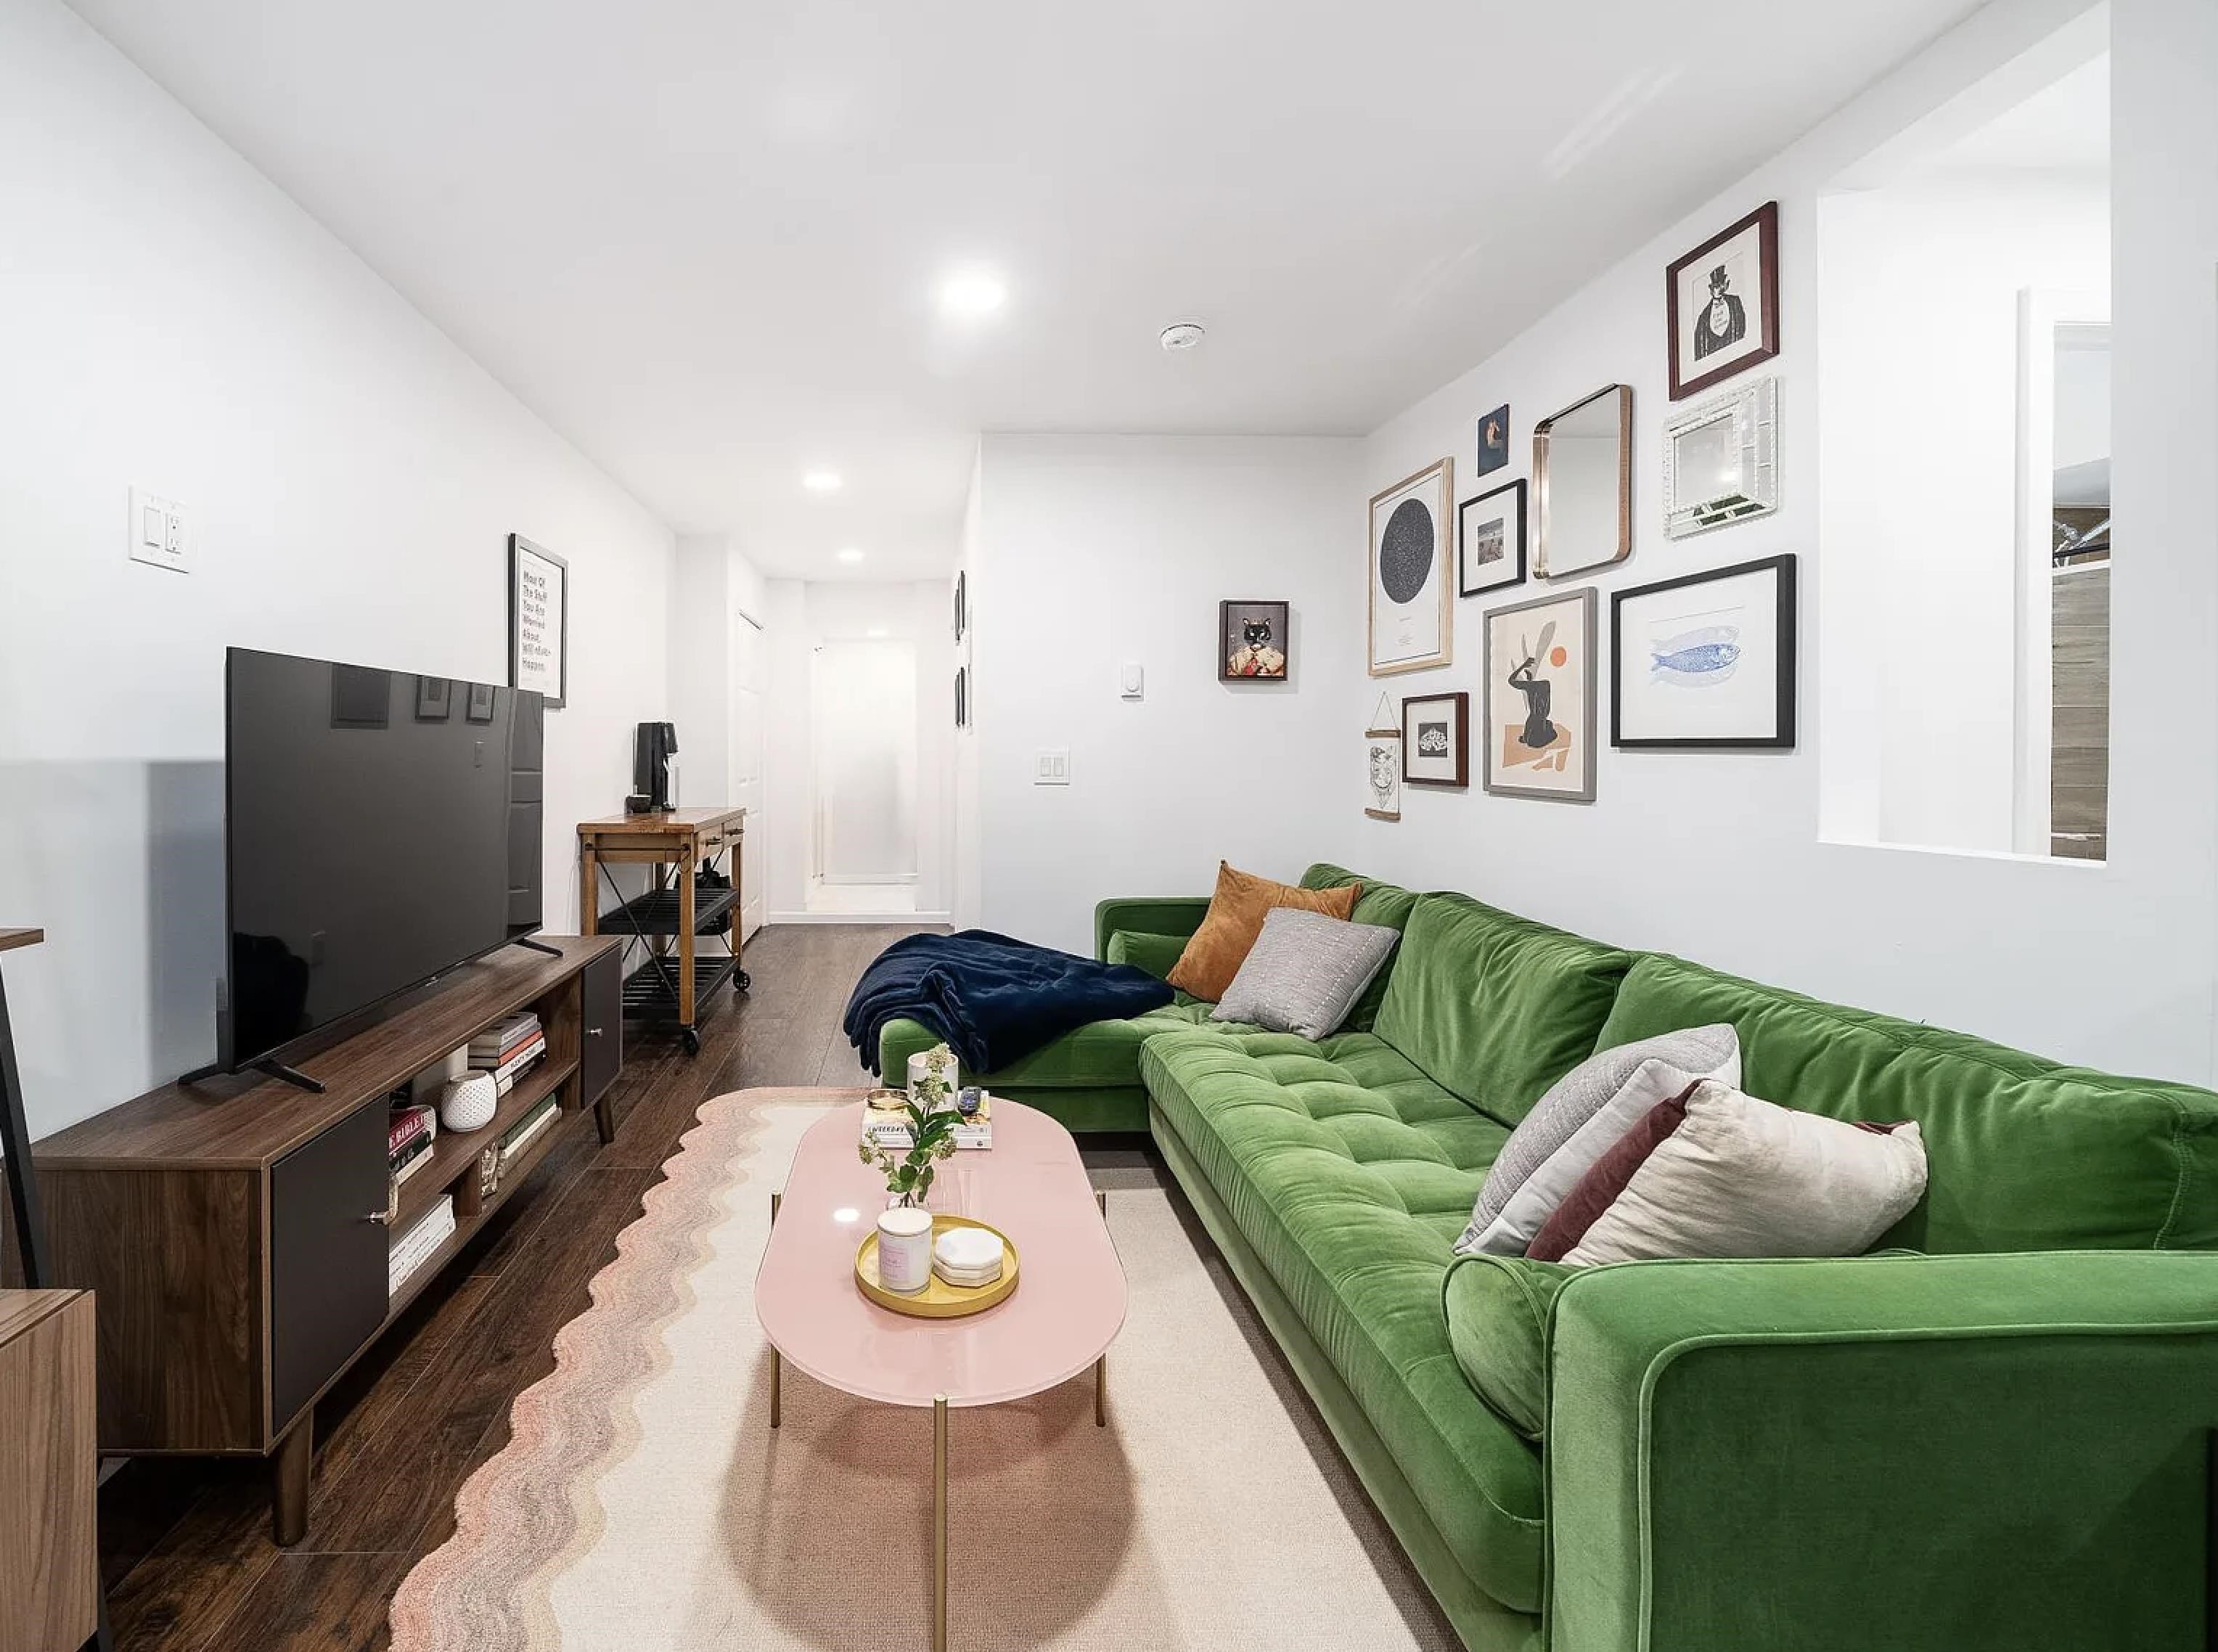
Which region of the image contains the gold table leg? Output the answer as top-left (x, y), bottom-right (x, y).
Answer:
top-left (769, 1191), bottom-right (782, 1428)
top-left (1094, 1189), bottom-right (1109, 1427)
top-left (933, 1394), bottom-right (949, 1652)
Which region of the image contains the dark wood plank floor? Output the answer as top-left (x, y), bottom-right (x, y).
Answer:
top-left (97, 923), bottom-right (931, 1652)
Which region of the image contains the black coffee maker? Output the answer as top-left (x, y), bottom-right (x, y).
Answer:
top-left (631, 721), bottom-right (678, 812)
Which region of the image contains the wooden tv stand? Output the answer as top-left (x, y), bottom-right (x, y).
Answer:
top-left (29, 936), bottom-right (624, 1545)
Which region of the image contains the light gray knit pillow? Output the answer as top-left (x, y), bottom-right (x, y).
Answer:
top-left (1211, 907), bottom-right (1399, 1041)
top-left (1454, 1023), bottom-right (1740, 1256)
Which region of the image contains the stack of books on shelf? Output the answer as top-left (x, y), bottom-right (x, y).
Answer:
top-left (390, 1100), bottom-right (438, 1188)
top-left (388, 1194), bottom-right (455, 1297)
top-left (499, 1095), bottom-right (561, 1171)
top-left (470, 1011), bottom-right (546, 1095)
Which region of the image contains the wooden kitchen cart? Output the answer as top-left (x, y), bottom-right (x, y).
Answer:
top-left (577, 806), bottom-right (748, 1056)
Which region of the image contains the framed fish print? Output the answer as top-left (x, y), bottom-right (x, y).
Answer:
top-left (1401, 691), bottom-right (1469, 788)
top-left (1667, 201), bottom-right (1779, 400)
top-left (1482, 586), bottom-right (1596, 803)
top-left (1368, 458), bottom-right (1454, 676)
top-left (1458, 477), bottom-right (1526, 596)
top-left (1611, 555), bottom-right (1796, 749)
top-left (1364, 721), bottom-right (1402, 822)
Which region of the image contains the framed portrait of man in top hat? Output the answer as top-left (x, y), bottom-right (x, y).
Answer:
top-left (1666, 201), bottom-right (1779, 399)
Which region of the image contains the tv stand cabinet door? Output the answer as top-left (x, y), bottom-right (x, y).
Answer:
top-left (268, 1100), bottom-right (390, 1433)
top-left (581, 946), bottom-right (623, 1110)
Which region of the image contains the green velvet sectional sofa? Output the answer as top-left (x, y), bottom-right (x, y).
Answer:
top-left (877, 864), bottom-right (2218, 1651)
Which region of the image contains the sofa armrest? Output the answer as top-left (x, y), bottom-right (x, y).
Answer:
top-left (1545, 1251), bottom-right (2218, 1652)
top-left (1092, 897), bottom-right (1209, 962)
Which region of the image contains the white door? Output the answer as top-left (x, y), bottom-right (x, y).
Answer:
top-left (731, 608), bottom-right (768, 940)
top-left (813, 639), bottom-right (917, 883)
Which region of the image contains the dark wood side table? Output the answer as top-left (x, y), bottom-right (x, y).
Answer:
top-left (0, 1290), bottom-right (99, 1652)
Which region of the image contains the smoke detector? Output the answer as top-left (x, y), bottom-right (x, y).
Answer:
top-left (1159, 322), bottom-right (1206, 352)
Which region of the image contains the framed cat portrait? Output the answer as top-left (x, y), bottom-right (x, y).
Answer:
top-left (1221, 599), bottom-right (1290, 681)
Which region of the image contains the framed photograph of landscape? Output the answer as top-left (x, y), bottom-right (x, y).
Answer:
top-left (1367, 457), bottom-right (1454, 676)
top-left (1458, 478), bottom-right (1527, 597)
top-left (1401, 691), bottom-right (1469, 788)
top-left (1611, 554), bottom-right (1796, 749)
top-left (1364, 722), bottom-right (1402, 822)
top-left (1666, 201), bottom-right (1779, 400)
top-left (1482, 586), bottom-right (1596, 803)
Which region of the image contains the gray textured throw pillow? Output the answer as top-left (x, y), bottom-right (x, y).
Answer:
top-left (1454, 1023), bottom-right (1740, 1256)
top-left (1211, 907), bottom-right (1399, 1041)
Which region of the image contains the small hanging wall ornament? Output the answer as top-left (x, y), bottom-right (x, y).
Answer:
top-left (1364, 692), bottom-right (1402, 822)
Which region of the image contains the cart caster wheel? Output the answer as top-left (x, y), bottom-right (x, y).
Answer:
top-left (735, 970), bottom-right (751, 994)
top-left (681, 1026), bottom-right (702, 1057)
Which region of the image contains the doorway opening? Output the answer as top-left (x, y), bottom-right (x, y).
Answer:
top-left (807, 637), bottom-right (920, 916)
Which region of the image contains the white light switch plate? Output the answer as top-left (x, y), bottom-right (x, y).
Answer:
top-left (128, 487), bottom-right (191, 573)
top-left (1118, 661), bottom-right (1144, 700)
top-left (1034, 748), bottom-right (1071, 785)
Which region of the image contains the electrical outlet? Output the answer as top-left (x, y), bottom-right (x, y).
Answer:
top-left (128, 487), bottom-right (191, 573)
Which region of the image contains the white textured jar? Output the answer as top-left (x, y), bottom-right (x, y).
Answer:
top-left (907, 1050), bottom-right (959, 1106)
top-left (876, 1207), bottom-right (935, 1295)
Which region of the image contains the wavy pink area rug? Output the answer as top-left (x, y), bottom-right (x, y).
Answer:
top-left (390, 1087), bottom-right (1454, 1651)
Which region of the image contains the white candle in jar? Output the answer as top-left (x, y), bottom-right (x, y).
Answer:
top-left (876, 1207), bottom-right (935, 1294)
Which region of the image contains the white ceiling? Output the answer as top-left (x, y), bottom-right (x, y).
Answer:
top-left (68, 0), bottom-right (1981, 579)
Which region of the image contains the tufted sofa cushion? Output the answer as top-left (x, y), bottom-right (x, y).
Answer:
top-left (1375, 893), bottom-right (1632, 1129)
top-left (1139, 1023), bottom-right (1544, 1613)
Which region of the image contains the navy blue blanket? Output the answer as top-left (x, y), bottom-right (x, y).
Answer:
top-left (843, 930), bottom-right (1174, 1078)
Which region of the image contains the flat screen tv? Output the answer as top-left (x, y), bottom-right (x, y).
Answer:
top-left (212, 647), bottom-right (544, 1082)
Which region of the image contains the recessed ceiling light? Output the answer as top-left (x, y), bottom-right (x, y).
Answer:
top-left (803, 469), bottom-right (843, 493)
top-left (836, 547), bottom-right (866, 564)
top-left (1160, 322), bottom-right (1206, 351)
top-left (938, 266), bottom-right (1007, 319)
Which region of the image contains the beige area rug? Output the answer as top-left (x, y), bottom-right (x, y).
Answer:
top-left (391, 1087), bottom-right (1455, 1651)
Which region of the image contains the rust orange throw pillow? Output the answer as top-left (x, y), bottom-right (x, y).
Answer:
top-left (1168, 862), bottom-right (1361, 1002)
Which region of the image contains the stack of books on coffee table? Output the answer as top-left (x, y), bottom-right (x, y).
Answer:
top-left (470, 1012), bottom-right (545, 1095)
top-left (862, 1090), bottom-right (994, 1151)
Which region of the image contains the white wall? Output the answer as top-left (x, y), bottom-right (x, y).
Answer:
top-left (972, 435), bottom-right (1363, 955)
top-left (1352, 0), bottom-right (2218, 1083)
top-left (954, 455), bottom-right (985, 929)
top-left (761, 579), bottom-right (954, 919)
top-left (1818, 173), bottom-right (2109, 851)
top-left (0, 0), bottom-right (677, 1135)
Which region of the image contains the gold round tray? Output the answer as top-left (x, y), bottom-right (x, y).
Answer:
top-left (855, 1214), bottom-right (1020, 1319)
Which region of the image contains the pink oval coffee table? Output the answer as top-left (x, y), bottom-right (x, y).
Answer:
top-left (754, 1095), bottom-right (1127, 1651)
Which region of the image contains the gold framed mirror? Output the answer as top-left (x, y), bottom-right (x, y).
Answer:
top-left (1533, 385), bottom-right (1633, 578)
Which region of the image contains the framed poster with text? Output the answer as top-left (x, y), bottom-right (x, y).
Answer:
top-left (509, 533), bottom-right (568, 710)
